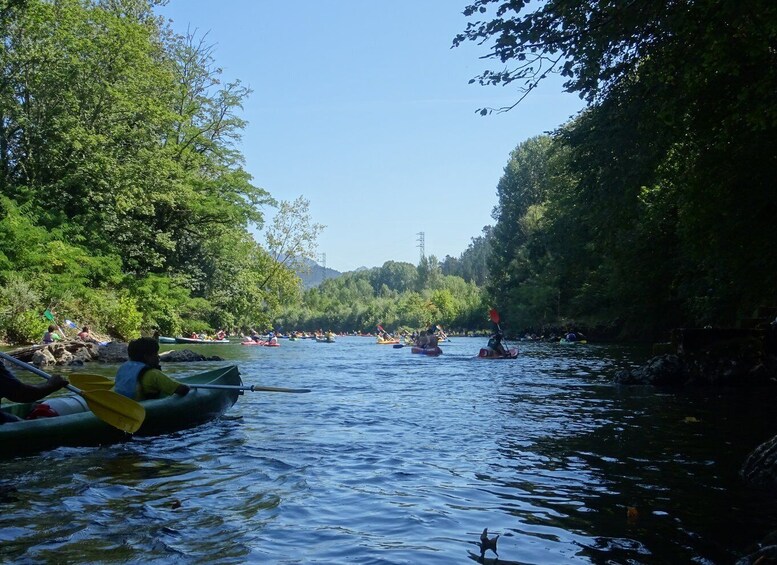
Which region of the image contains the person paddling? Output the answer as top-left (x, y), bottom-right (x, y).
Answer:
top-left (113, 337), bottom-right (189, 401)
top-left (487, 332), bottom-right (508, 357)
top-left (0, 363), bottom-right (69, 423)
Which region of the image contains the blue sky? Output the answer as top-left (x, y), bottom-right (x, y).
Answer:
top-left (157, 1), bottom-right (585, 273)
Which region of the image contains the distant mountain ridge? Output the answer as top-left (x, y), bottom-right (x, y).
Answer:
top-left (295, 257), bottom-right (342, 288)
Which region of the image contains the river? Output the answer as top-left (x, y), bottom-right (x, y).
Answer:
top-left (1, 337), bottom-right (776, 563)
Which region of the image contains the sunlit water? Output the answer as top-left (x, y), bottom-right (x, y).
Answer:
top-left (2, 337), bottom-right (777, 564)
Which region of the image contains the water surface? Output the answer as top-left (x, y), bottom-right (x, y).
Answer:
top-left (2, 337), bottom-right (776, 563)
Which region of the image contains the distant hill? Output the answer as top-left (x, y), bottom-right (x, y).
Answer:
top-left (296, 258), bottom-right (342, 288)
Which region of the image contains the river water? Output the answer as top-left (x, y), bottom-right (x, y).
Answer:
top-left (2, 337), bottom-right (776, 564)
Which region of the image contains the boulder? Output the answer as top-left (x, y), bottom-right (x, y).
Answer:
top-left (160, 349), bottom-right (223, 363)
top-left (614, 354), bottom-right (685, 385)
top-left (31, 348), bottom-right (56, 367)
top-left (97, 341), bottom-right (128, 363)
top-left (741, 434), bottom-right (777, 488)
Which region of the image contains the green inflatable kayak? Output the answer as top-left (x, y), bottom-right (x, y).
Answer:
top-left (0, 364), bottom-right (241, 458)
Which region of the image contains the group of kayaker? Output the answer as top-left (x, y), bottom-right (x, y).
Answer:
top-left (414, 327), bottom-right (442, 350)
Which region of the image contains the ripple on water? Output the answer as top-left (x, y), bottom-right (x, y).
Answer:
top-left (2, 338), bottom-right (776, 563)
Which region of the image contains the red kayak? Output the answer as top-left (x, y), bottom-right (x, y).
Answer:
top-left (477, 348), bottom-right (518, 359)
top-left (241, 340), bottom-right (280, 347)
top-left (411, 346), bottom-right (442, 356)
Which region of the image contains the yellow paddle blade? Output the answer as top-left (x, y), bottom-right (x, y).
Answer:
top-left (79, 389), bottom-right (146, 434)
top-left (69, 373), bottom-right (113, 390)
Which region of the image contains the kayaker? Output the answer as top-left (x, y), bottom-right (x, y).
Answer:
top-left (113, 337), bottom-right (190, 401)
top-left (487, 332), bottom-right (508, 357)
top-left (0, 363), bottom-right (69, 423)
top-left (427, 326), bottom-right (441, 349)
top-left (565, 331), bottom-right (577, 342)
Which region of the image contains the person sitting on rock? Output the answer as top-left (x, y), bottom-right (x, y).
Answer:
top-left (42, 325), bottom-right (63, 344)
top-left (77, 325), bottom-right (99, 343)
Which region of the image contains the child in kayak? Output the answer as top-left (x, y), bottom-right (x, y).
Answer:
top-left (113, 337), bottom-right (190, 400)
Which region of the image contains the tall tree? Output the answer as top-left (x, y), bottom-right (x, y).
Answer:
top-left (457, 0), bottom-right (777, 329)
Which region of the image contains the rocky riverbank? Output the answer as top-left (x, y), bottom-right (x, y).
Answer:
top-left (615, 328), bottom-right (777, 386)
top-left (2, 340), bottom-right (224, 366)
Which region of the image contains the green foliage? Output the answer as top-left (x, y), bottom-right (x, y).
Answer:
top-left (2, 310), bottom-right (49, 345)
top-left (0, 1), bottom-right (326, 344)
top-left (283, 261), bottom-right (488, 333)
top-left (106, 295), bottom-right (143, 341)
top-left (458, 0), bottom-right (777, 337)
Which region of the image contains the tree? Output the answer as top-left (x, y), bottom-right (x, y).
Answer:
top-left (457, 0), bottom-right (777, 330)
top-left (264, 196), bottom-right (325, 289)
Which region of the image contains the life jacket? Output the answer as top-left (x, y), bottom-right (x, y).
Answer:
top-left (114, 361), bottom-right (152, 399)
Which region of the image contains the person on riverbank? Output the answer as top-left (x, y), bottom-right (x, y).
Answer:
top-left (0, 363), bottom-right (69, 423)
top-left (42, 325), bottom-right (63, 344)
top-left (77, 325), bottom-right (99, 343)
top-left (113, 337), bottom-right (189, 401)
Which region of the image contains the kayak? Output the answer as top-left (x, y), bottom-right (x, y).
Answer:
top-left (315, 336), bottom-right (336, 343)
top-left (411, 346), bottom-right (442, 356)
top-left (559, 339), bottom-right (588, 345)
top-left (158, 336), bottom-right (177, 344)
top-left (174, 337), bottom-right (230, 344)
top-left (241, 340), bottom-right (280, 347)
top-left (376, 337), bottom-right (400, 345)
top-left (0, 365), bottom-right (242, 458)
top-left (477, 348), bottom-right (519, 359)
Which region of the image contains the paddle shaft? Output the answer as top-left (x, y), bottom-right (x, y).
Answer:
top-left (0, 351), bottom-right (80, 394)
top-left (67, 373), bottom-right (311, 394)
top-left (191, 384), bottom-right (311, 393)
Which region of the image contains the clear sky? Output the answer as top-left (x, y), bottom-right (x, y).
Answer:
top-left (156, 1), bottom-right (585, 273)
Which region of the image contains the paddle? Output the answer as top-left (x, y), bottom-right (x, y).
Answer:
top-left (489, 308), bottom-right (501, 329)
top-left (0, 351), bottom-right (146, 433)
top-left (68, 373), bottom-right (311, 394)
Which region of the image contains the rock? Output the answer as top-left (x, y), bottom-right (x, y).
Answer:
top-left (97, 341), bottom-right (128, 363)
top-left (54, 350), bottom-right (74, 366)
top-left (615, 349), bottom-right (777, 387)
top-left (614, 354), bottom-right (685, 385)
top-left (160, 349), bottom-right (223, 363)
top-left (71, 345), bottom-right (96, 364)
top-left (735, 519), bottom-right (777, 563)
top-left (31, 348), bottom-right (56, 367)
top-left (741, 434), bottom-right (777, 488)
